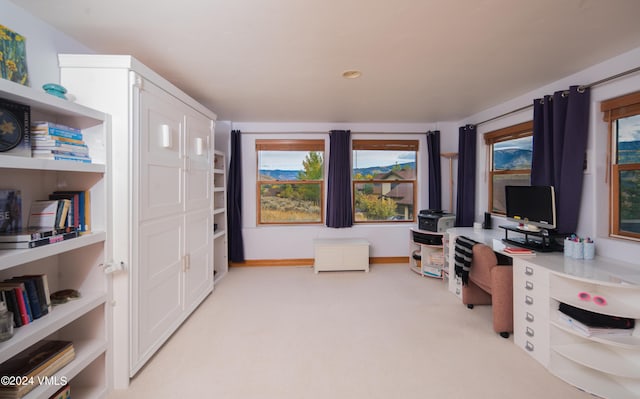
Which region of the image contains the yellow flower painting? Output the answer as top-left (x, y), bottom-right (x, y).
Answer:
top-left (0, 24), bottom-right (29, 86)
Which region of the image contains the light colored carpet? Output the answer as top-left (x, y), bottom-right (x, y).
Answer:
top-left (107, 264), bottom-right (591, 399)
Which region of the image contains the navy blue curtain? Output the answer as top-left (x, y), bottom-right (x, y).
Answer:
top-left (326, 130), bottom-right (353, 228)
top-left (531, 86), bottom-right (590, 234)
top-left (426, 130), bottom-right (442, 210)
top-left (455, 125), bottom-right (477, 227)
top-left (227, 130), bottom-right (245, 262)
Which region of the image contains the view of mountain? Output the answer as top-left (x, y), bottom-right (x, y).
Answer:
top-left (260, 161), bottom-right (416, 181)
top-left (494, 148), bottom-right (532, 170)
top-left (258, 141), bottom-right (639, 180)
top-left (619, 140), bottom-right (640, 163)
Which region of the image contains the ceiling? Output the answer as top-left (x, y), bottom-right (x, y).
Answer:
top-left (12, 0), bottom-right (640, 123)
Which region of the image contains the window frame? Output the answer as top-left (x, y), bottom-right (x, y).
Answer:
top-left (255, 139), bottom-right (325, 226)
top-left (352, 139), bottom-right (419, 223)
top-left (484, 121), bottom-right (533, 215)
top-left (601, 91), bottom-right (640, 241)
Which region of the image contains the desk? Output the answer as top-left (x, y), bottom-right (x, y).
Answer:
top-left (445, 227), bottom-right (640, 399)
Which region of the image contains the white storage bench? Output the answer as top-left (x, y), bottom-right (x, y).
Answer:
top-left (313, 238), bottom-right (370, 273)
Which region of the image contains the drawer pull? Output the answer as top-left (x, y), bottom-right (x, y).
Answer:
top-left (525, 281), bottom-right (534, 290)
top-left (526, 312), bottom-right (534, 322)
top-left (525, 266), bottom-right (534, 276)
top-left (526, 327), bottom-right (535, 337)
top-left (525, 341), bottom-right (534, 352)
top-left (525, 295), bottom-right (534, 305)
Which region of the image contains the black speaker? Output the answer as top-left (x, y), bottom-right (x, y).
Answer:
top-left (482, 212), bottom-right (492, 229)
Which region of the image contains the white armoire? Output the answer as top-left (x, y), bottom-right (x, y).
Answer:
top-left (59, 55), bottom-right (217, 388)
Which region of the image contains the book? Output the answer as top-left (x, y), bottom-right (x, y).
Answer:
top-left (54, 199), bottom-right (71, 229)
top-left (49, 193), bottom-right (79, 230)
top-left (9, 276), bottom-right (48, 317)
top-left (0, 228), bottom-right (63, 242)
top-left (0, 340), bottom-right (74, 398)
top-left (503, 246), bottom-right (535, 255)
top-left (31, 141), bottom-right (89, 156)
top-left (31, 121), bottom-right (83, 141)
top-left (31, 154), bottom-right (92, 163)
top-left (0, 190), bottom-right (22, 233)
top-left (52, 191), bottom-right (89, 233)
top-left (0, 288), bottom-right (23, 327)
top-left (20, 274), bottom-right (51, 314)
top-left (0, 230), bottom-right (79, 249)
top-left (9, 285), bottom-right (28, 325)
top-left (0, 282), bottom-right (33, 324)
top-left (5, 278), bottom-right (41, 320)
top-left (27, 200), bottom-right (59, 229)
top-left (31, 134), bottom-right (84, 145)
top-left (0, 98), bottom-right (31, 157)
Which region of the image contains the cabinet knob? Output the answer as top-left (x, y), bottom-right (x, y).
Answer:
top-left (526, 327), bottom-right (535, 337)
top-left (525, 295), bottom-right (534, 305)
top-left (526, 312), bottom-right (534, 322)
top-left (525, 341), bottom-right (534, 352)
top-left (525, 266), bottom-right (534, 276)
top-left (525, 281), bottom-right (534, 290)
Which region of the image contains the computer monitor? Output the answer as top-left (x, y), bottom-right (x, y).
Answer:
top-left (505, 185), bottom-right (557, 232)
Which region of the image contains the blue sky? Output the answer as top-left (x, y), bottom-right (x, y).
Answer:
top-left (619, 114), bottom-right (640, 142)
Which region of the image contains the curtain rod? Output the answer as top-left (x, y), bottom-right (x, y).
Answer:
top-left (240, 131), bottom-right (425, 135)
top-left (474, 64), bottom-right (640, 127)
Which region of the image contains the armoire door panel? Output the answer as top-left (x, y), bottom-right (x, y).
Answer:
top-left (135, 215), bottom-right (184, 368)
top-left (139, 80), bottom-right (185, 220)
top-left (185, 209), bottom-right (213, 309)
top-left (144, 164), bottom-right (183, 212)
top-left (185, 111), bottom-right (212, 212)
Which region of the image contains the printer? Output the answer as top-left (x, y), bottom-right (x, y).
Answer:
top-left (418, 209), bottom-right (455, 232)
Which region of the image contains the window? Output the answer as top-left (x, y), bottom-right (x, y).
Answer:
top-left (484, 121), bottom-right (533, 214)
top-left (601, 91), bottom-right (640, 240)
top-left (256, 139), bottom-right (324, 225)
top-left (352, 140), bottom-right (418, 222)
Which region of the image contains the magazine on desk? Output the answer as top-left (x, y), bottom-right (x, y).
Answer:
top-left (503, 246), bottom-right (536, 255)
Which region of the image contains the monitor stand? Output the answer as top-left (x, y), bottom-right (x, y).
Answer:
top-left (499, 225), bottom-right (562, 252)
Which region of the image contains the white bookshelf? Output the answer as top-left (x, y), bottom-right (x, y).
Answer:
top-left (0, 79), bottom-right (111, 398)
top-left (213, 150), bottom-right (228, 281)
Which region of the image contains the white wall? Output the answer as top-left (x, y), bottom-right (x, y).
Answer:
top-left (231, 122), bottom-right (437, 260)
top-left (2, 0), bottom-right (93, 89)
top-left (459, 46), bottom-right (640, 264)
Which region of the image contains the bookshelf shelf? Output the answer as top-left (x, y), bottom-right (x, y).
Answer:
top-left (0, 79), bottom-right (111, 397)
top-left (23, 338), bottom-right (108, 399)
top-left (0, 292), bottom-right (106, 363)
top-left (0, 154), bottom-right (105, 172)
top-left (0, 232), bottom-right (106, 272)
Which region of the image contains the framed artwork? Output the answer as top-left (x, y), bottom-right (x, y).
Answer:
top-left (0, 24), bottom-right (30, 86)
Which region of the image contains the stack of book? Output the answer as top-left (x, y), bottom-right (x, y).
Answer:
top-left (0, 340), bottom-right (75, 399)
top-left (30, 122), bottom-right (91, 164)
top-left (0, 196), bottom-right (82, 250)
top-left (0, 274), bottom-right (51, 328)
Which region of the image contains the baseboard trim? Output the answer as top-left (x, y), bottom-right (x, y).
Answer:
top-left (230, 256), bottom-right (409, 267)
